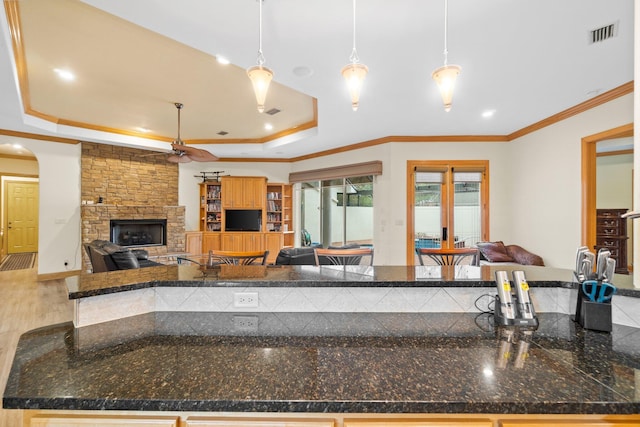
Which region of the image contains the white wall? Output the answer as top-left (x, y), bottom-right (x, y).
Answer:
top-left (508, 94), bottom-right (633, 268)
top-left (597, 153), bottom-right (633, 209)
top-left (0, 135), bottom-right (82, 275)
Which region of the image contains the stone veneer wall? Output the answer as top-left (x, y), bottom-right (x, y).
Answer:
top-left (81, 143), bottom-right (185, 271)
top-left (81, 142), bottom-right (178, 206)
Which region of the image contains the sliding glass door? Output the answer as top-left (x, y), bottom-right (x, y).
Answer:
top-left (300, 176), bottom-right (374, 248)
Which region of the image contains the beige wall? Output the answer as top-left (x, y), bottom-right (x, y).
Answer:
top-left (0, 135), bottom-right (81, 275)
top-left (2, 92), bottom-right (634, 274)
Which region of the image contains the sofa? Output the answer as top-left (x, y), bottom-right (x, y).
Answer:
top-left (84, 239), bottom-right (164, 273)
top-left (475, 241), bottom-right (544, 266)
top-left (275, 244), bottom-right (360, 265)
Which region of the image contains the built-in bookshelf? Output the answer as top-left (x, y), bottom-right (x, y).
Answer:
top-left (266, 182), bottom-right (294, 248)
top-left (200, 181), bottom-right (222, 232)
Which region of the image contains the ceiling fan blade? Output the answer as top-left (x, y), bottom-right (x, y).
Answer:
top-left (187, 148), bottom-right (219, 162)
top-left (171, 143), bottom-right (218, 162)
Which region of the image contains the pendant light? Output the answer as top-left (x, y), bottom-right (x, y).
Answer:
top-left (341, 0), bottom-right (368, 111)
top-left (247, 0), bottom-right (273, 113)
top-left (432, 0), bottom-right (461, 112)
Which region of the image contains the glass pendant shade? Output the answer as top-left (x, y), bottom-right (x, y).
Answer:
top-left (247, 65), bottom-right (274, 113)
top-left (432, 64), bottom-right (461, 112)
top-left (341, 62), bottom-right (368, 111)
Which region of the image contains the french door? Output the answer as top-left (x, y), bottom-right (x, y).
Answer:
top-left (407, 160), bottom-right (489, 265)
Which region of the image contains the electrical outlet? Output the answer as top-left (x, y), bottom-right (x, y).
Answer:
top-left (234, 292), bottom-right (259, 308)
top-left (233, 315), bottom-right (259, 331)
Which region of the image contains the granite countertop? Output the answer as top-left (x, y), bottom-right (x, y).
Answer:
top-left (66, 264), bottom-right (640, 299)
top-left (66, 264), bottom-right (639, 299)
top-left (3, 311), bottom-right (640, 414)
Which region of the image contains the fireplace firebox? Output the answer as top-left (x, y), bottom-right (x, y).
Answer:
top-left (110, 219), bottom-right (167, 247)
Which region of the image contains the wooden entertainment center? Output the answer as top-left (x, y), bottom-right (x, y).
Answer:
top-left (190, 176), bottom-right (294, 263)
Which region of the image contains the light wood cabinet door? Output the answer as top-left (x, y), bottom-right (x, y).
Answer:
top-left (222, 177), bottom-right (266, 209)
top-left (185, 417), bottom-right (335, 427)
top-left (345, 420), bottom-right (492, 427)
top-left (30, 414), bottom-right (178, 426)
top-left (246, 177), bottom-right (266, 209)
top-left (221, 232), bottom-right (244, 251)
top-left (202, 232), bottom-right (221, 252)
top-left (500, 421), bottom-right (640, 427)
top-left (185, 231), bottom-right (203, 255)
top-left (264, 232), bottom-right (283, 263)
top-left (244, 232), bottom-right (264, 252)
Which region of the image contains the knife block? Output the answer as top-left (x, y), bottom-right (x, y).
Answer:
top-left (575, 286), bottom-right (612, 332)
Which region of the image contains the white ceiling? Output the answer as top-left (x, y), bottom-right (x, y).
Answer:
top-left (0, 0), bottom-right (634, 161)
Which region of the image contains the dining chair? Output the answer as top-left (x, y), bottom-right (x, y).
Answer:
top-left (207, 249), bottom-right (269, 266)
top-left (313, 247), bottom-right (374, 266)
top-left (415, 248), bottom-right (480, 266)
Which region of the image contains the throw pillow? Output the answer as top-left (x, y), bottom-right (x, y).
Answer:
top-left (506, 244), bottom-right (545, 266)
top-left (476, 241), bottom-right (514, 262)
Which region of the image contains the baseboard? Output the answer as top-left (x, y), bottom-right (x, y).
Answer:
top-left (37, 269), bottom-right (81, 282)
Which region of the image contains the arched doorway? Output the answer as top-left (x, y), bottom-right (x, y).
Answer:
top-left (0, 143), bottom-right (39, 262)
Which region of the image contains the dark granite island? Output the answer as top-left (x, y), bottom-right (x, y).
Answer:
top-left (4, 265), bottom-right (640, 426)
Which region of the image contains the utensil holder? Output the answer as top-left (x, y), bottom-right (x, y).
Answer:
top-left (575, 285), bottom-right (612, 332)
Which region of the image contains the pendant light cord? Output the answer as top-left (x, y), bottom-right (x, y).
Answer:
top-left (257, 0), bottom-right (265, 66)
top-left (443, 0), bottom-right (449, 66)
top-left (349, 0), bottom-right (360, 63)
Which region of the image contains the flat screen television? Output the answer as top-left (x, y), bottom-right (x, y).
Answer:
top-left (225, 209), bottom-right (262, 232)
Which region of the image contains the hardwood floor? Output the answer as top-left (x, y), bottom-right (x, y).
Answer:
top-left (0, 264), bottom-right (73, 426)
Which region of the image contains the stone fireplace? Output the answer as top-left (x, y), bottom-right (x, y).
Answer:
top-left (80, 142), bottom-right (185, 270)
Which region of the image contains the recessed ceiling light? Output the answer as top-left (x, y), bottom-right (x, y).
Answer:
top-left (216, 56), bottom-right (230, 65)
top-left (292, 66), bottom-right (313, 78)
top-left (264, 123), bottom-right (273, 131)
top-left (481, 109), bottom-right (496, 118)
top-left (53, 68), bottom-right (75, 81)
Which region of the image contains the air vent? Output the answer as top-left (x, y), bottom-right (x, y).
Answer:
top-left (265, 108), bottom-right (281, 116)
top-left (589, 21), bottom-right (618, 44)
top-left (217, 131), bottom-right (229, 136)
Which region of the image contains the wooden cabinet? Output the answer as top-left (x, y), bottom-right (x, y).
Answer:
top-left (185, 231), bottom-right (203, 255)
top-left (222, 177), bottom-right (266, 209)
top-left (30, 414), bottom-right (179, 426)
top-left (185, 417), bottom-right (335, 427)
top-left (264, 232), bottom-right (284, 263)
top-left (198, 177), bottom-right (293, 260)
top-left (344, 420), bottom-right (492, 427)
top-left (221, 232), bottom-right (263, 252)
top-left (202, 231), bottom-right (221, 252)
top-left (595, 208), bottom-right (629, 274)
top-left (200, 181), bottom-right (222, 232)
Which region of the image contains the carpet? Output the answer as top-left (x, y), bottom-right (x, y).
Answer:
top-left (0, 253), bottom-right (36, 271)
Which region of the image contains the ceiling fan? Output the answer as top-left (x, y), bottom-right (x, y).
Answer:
top-left (166, 103), bottom-right (218, 163)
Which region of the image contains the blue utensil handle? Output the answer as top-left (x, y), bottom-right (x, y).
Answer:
top-left (582, 280), bottom-right (598, 302)
top-left (596, 283), bottom-right (616, 303)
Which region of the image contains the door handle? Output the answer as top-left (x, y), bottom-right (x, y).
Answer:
top-left (442, 227), bottom-right (448, 241)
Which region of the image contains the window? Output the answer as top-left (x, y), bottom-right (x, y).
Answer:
top-left (299, 176), bottom-right (374, 247)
